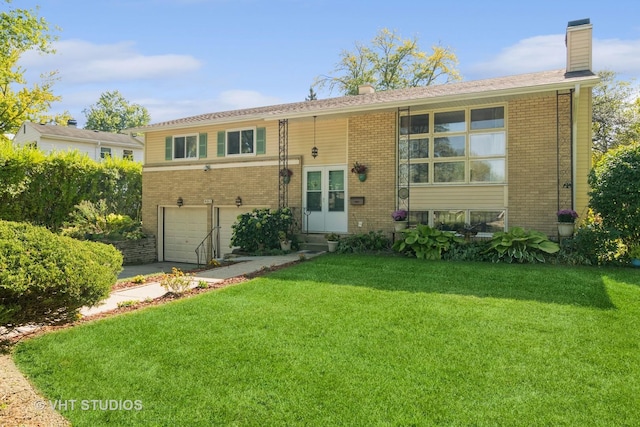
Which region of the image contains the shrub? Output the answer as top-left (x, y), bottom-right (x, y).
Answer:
top-left (0, 142), bottom-right (142, 230)
top-left (0, 220), bottom-right (122, 330)
top-left (484, 227), bottom-right (559, 263)
top-left (231, 207), bottom-right (294, 253)
top-left (60, 199), bottom-right (144, 241)
top-left (393, 224), bottom-right (464, 260)
top-left (442, 240), bottom-right (492, 262)
top-left (557, 224), bottom-right (627, 266)
top-left (588, 144), bottom-right (640, 244)
top-left (160, 268), bottom-right (193, 294)
top-left (336, 231), bottom-right (392, 254)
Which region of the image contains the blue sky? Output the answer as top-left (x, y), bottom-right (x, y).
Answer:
top-left (15, 0), bottom-right (640, 128)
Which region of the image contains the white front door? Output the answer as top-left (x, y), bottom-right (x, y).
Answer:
top-left (303, 166), bottom-right (348, 233)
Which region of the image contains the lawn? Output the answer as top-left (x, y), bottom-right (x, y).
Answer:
top-left (13, 254), bottom-right (640, 426)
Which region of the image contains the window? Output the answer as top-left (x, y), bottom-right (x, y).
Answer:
top-left (173, 134), bottom-right (198, 159)
top-left (227, 128), bottom-right (254, 155)
top-left (434, 110), bottom-right (465, 133)
top-left (398, 106), bottom-right (505, 184)
top-left (123, 149), bottom-right (133, 160)
top-left (410, 209), bottom-right (506, 233)
top-left (100, 147), bottom-right (111, 159)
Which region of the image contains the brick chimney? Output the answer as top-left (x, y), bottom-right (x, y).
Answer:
top-left (566, 18), bottom-right (592, 74)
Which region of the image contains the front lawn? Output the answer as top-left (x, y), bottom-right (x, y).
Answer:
top-left (13, 255), bottom-right (640, 426)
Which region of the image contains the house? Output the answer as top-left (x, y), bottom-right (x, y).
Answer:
top-left (12, 120), bottom-right (144, 162)
top-left (134, 19), bottom-right (598, 264)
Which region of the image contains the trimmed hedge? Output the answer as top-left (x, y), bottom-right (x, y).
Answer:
top-left (0, 141), bottom-right (142, 230)
top-left (0, 220), bottom-right (123, 329)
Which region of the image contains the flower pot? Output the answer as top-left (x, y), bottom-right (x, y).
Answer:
top-left (327, 241), bottom-right (338, 252)
top-left (394, 221), bottom-right (408, 232)
top-left (631, 258), bottom-right (640, 268)
top-left (557, 222), bottom-right (574, 237)
top-left (358, 173), bottom-right (366, 182)
top-left (280, 241), bottom-right (291, 251)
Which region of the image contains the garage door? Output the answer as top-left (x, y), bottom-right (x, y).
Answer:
top-left (164, 207), bottom-right (208, 263)
top-left (218, 207), bottom-right (255, 256)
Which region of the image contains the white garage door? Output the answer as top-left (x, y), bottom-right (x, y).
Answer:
top-left (164, 207), bottom-right (208, 263)
top-left (218, 207), bottom-right (255, 256)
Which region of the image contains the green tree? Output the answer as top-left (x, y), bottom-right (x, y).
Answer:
top-left (314, 28), bottom-right (461, 96)
top-left (0, 0), bottom-right (63, 139)
top-left (588, 143), bottom-right (640, 245)
top-left (83, 90), bottom-right (150, 133)
top-left (592, 70), bottom-right (639, 157)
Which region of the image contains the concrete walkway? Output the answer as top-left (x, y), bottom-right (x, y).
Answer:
top-left (80, 251), bottom-right (322, 317)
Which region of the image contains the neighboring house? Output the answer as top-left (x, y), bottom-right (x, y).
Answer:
top-left (134, 19), bottom-right (598, 264)
top-left (12, 120), bottom-right (144, 162)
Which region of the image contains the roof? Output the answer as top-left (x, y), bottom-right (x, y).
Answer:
top-left (22, 122), bottom-right (144, 148)
top-left (136, 68), bottom-right (599, 132)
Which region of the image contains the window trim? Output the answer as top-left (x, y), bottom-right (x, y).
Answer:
top-left (398, 105), bottom-right (506, 185)
top-left (100, 146), bottom-right (112, 159)
top-left (226, 127), bottom-right (256, 157)
top-left (172, 133), bottom-right (199, 160)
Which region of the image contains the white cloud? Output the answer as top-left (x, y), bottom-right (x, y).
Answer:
top-left (21, 39), bottom-right (201, 84)
top-left (135, 90), bottom-right (284, 124)
top-left (469, 34), bottom-right (565, 77)
top-left (469, 35), bottom-right (640, 80)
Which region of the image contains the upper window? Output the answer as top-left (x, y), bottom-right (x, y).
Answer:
top-left (227, 128), bottom-right (255, 156)
top-left (174, 134), bottom-right (198, 159)
top-left (434, 110), bottom-right (465, 133)
top-left (398, 105), bottom-right (506, 185)
top-left (471, 107), bottom-right (504, 130)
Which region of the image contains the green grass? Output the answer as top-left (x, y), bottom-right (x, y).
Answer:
top-left (13, 255), bottom-right (640, 426)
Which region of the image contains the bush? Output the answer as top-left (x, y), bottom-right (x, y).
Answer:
top-left (589, 144), bottom-right (640, 245)
top-left (443, 240), bottom-right (493, 262)
top-left (0, 142), bottom-right (142, 230)
top-left (557, 224), bottom-right (627, 266)
top-left (484, 227), bottom-right (559, 263)
top-left (231, 207), bottom-right (294, 253)
top-left (393, 225), bottom-right (464, 260)
top-left (60, 200), bottom-right (144, 241)
top-left (336, 231), bottom-right (392, 254)
top-left (0, 220), bottom-right (122, 330)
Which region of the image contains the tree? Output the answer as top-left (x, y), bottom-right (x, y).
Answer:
top-left (83, 90), bottom-right (150, 133)
top-left (0, 0), bottom-right (63, 138)
top-left (588, 143), bottom-right (640, 245)
top-left (305, 87), bottom-right (317, 101)
top-left (314, 28), bottom-right (461, 96)
top-left (592, 70), bottom-right (639, 157)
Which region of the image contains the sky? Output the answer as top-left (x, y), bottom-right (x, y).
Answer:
top-left (13, 0), bottom-right (640, 128)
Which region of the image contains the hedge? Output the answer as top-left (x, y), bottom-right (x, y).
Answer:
top-left (0, 220), bottom-right (123, 329)
top-left (0, 141), bottom-right (141, 230)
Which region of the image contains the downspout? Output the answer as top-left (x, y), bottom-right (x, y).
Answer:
top-left (572, 83), bottom-right (579, 211)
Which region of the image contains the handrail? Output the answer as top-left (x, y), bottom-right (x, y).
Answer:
top-left (195, 226), bottom-right (219, 267)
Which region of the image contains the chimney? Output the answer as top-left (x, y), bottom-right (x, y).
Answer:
top-left (358, 84), bottom-right (375, 95)
top-left (67, 119), bottom-right (78, 127)
top-left (566, 18), bottom-right (592, 74)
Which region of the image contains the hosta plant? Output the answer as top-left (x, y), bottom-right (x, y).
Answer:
top-left (485, 227), bottom-right (559, 263)
top-left (393, 224), bottom-right (464, 260)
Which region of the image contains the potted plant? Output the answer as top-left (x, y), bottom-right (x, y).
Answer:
top-left (324, 232), bottom-right (340, 252)
top-left (392, 209), bottom-right (408, 231)
top-left (351, 162), bottom-right (368, 182)
top-left (278, 231), bottom-right (291, 251)
top-left (280, 168), bottom-right (293, 184)
top-left (556, 209), bottom-right (578, 237)
top-left (629, 245), bottom-right (640, 267)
